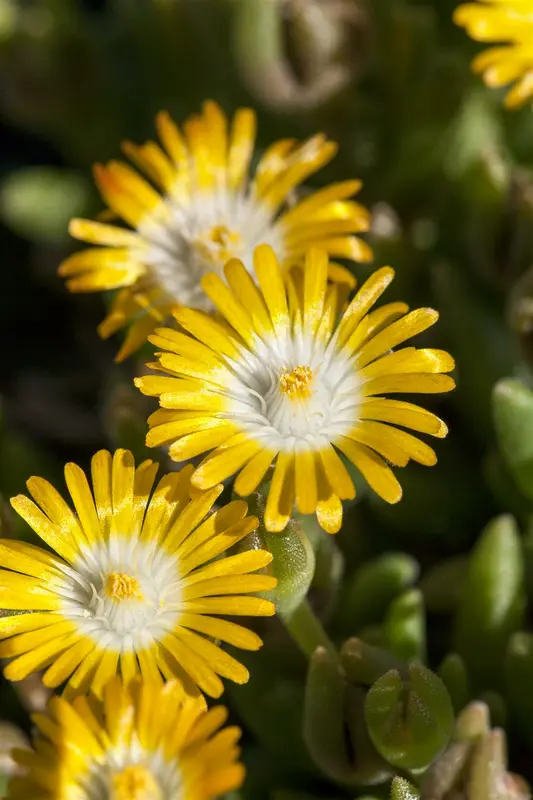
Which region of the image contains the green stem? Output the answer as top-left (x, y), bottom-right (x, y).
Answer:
top-left (280, 597), bottom-right (336, 659)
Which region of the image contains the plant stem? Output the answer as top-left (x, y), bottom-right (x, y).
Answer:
top-left (280, 597), bottom-right (336, 659)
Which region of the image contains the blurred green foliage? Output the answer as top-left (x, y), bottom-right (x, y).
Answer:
top-left (3, 0), bottom-right (533, 798)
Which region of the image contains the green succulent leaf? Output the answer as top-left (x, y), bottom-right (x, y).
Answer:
top-left (454, 514), bottom-right (525, 690)
top-left (238, 492), bottom-right (315, 615)
top-left (438, 653), bottom-right (470, 715)
top-left (420, 557), bottom-right (468, 614)
top-left (303, 647), bottom-right (352, 783)
top-left (0, 167), bottom-right (90, 244)
top-left (303, 647), bottom-right (391, 787)
top-left (493, 379), bottom-right (533, 502)
top-left (337, 553), bottom-right (419, 635)
top-left (340, 638), bottom-right (408, 687)
top-left (384, 588), bottom-right (426, 663)
top-left (364, 664), bottom-right (454, 770)
top-left (505, 632), bottom-right (533, 747)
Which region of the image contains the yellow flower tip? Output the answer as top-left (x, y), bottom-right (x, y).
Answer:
top-left (388, 486), bottom-right (403, 505)
top-left (3, 660), bottom-right (28, 682)
top-left (133, 376), bottom-right (150, 396)
top-left (261, 599), bottom-right (277, 616)
top-left (190, 470), bottom-right (215, 490)
top-left (67, 217), bottom-right (84, 238)
top-left (504, 91), bottom-right (524, 110)
top-left (255, 242), bottom-right (277, 262)
top-left (145, 428), bottom-right (163, 448)
top-left (120, 138), bottom-right (137, 156)
top-left (247, 514), bottom-right (260, 533)
top-left (264, 515), bottom-right (289, 534)
top-left (112, 765), bottom-right (161, 800)
top-left (105, 572), bottom-right (143, 601)
top-left (377, 265), bottom-right (396, 283)
top-left (92, 162), bottom-right (106, 184)
top-left (279, 365), bottom-right (313, 400)
top-left (9, 493), bottom-right (25, 512)
top-left (452, 5), bottom-right (469, 27)
top-left (155, 108), bottom-right (170, 124)
top-left (114, 349), bottom-right (127, 364)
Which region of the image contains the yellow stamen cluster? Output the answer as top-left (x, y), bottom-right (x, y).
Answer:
top-left (105, 572), bottom-right (143, 601)
top-left (279, 365), bottom-right (314, 399)
top-left (196, 224), bottom-right (242, 266)
top-left (112, 765), bottom-right (162, 800)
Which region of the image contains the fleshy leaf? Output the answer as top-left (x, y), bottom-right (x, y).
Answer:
top-left (493, 378), bottom-right (533, 502)
top-left (454, 514), bottom-right (525, 690)
top-left (364, 664), bottom-right (454, 770)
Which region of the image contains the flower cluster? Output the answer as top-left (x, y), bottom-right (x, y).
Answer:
top-left (2, 102), bottom-right (456, 798)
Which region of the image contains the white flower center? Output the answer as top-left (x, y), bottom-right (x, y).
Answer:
top-left (225, 335), bottom-right (360, 452)
top-left (110, 764), bottom-right (162, 800)
top-left (59, 538), bottom-right (182, 652)
top-left (140, 190), bottom-right (284, 311)
top-left (81, 745), bottom-right (181, 800)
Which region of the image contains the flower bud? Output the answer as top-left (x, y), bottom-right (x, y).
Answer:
top-left (240, 492), bottom-right (315, 615)
top-left (390, 778), bottom-right (420, 800)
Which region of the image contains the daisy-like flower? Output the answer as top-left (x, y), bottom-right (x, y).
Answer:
top-left (135, 245), bottom-right (455, 535)
top-left (59, 100), bottom-right (372, 361)
top-left (0, 449), bottom-right (276, 700)
top-left (454, 0), bottom-right (533, 108)
top-left (9, 676), bottom-right (244, 800)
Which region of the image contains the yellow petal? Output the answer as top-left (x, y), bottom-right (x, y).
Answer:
top-left (335, 438), bottom-right (403, 504)
top-left (264, 453), bottom-right (295, 533)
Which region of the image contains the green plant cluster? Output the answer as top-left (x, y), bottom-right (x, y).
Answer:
top-left (2, 0), bottom-right (533, 798)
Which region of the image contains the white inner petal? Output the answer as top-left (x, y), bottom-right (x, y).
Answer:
top-left (81, 743), bottom-right (181, 800)
top-left (58, 538), bottom-right (182, 652)
top-left (140, 189), bottom-right (285, 310)
top-left (223, 332), bottom-right (360, 452)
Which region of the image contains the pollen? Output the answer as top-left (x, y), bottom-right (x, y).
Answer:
top-left (105, 572), bottom-right (143, 601)
top-left (112, 765), bottom-right (161, 800)
top-left (196, 224), bottom-right (242, 265)
top-left (279, 365), bottom-right (314, 399)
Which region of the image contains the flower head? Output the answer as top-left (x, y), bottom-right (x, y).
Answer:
top-left (454, 0), bottom-right (533, 108)
top-left (8, 677), bottom-right (244, 800)
top-left (60, 100), bottom-right (372, 360)
top-left (135, 245), bottom-right (455, 534)
top-left (2, 449), bottom-right (275, 699)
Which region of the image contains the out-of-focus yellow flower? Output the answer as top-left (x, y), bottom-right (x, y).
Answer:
top-left (8, 677), bottom-right (244, 800)
top-left (454, 0), bottom-right (533, 108)
top-left (1, 449), bottom-right (275, 700)
top-left (135, 246), bottom-right (455, 535)
top-left (60, 100), bottom-right (372, 361)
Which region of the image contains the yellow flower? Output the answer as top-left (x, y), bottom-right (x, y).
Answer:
top-left (1, 449), bottom-right (276, 700)
top-left (454, 0), bottom-right (533, 108)
top-left (60, 100), bottom-right (372, 361)
top-left (135, 245), bottom-right (455, 535)
top-left (8, 677), bottom-right (244, 800)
